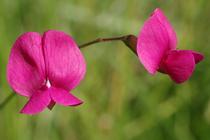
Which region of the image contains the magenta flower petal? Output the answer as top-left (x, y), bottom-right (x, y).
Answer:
top-left (7, 32), bottom-right (45, 97)
top-left (7, 30), bottom-right (86, 114)
top-left (161, 50), bottom-right (195, 83)
top-left (137, 8), bottom-right (204, 83)
top-left (50, 87), bottom-right (83, 106)
top-left (42, 30), bottom-right (86, 91)
top-left (20, 89), bottom-right (51, 115)
top-left (154, 8), bottom-right (177, 49)
top-left (137, 8), bottom-right (177, 74)
top-left (191, 51), bottom-right (204, 64)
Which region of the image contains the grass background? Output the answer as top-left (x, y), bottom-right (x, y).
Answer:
top-left (0, 0), bottom-right (210, 140)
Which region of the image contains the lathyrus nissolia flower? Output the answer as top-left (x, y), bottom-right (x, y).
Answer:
top-left (137, 8), bottom-right (204, 83)
top-left (7, 30), bottom-right (86, 115)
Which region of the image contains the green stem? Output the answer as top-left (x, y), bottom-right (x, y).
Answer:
top-left (0, 92), bottom-right (15, 109)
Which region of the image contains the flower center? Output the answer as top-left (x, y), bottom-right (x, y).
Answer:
top-left (46, 79), bottom-right (51, 88)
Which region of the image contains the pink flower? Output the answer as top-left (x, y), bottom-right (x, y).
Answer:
top-left (137, 8), bottom-right (204, 83)
top-left (7, 30), bottom-right (86, 115)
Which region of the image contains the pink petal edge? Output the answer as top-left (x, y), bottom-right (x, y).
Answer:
top-left (153, 8), bottom-right (177, 49)
top-left (161, 50), bottom-right (195, 83)
top-left (42, 30), bottom-right (86, 91)
top-left (191, 51), bottom-right (204, 64)
top-left (7, 32), bottom-right (45, 97)
top-left (50, 87), bottom-right (83, 106)
top-left (20, 89), bottom-right (51, 115)
top-left (137, 8), bottom-right (177, 74)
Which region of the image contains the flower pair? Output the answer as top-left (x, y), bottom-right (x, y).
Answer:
top-left (7, 8), bottom-right (203, 115)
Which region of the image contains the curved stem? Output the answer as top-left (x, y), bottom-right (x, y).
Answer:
top-left (79, 36), bottom-right (126, 48)
top-left (0, 34), bottom-right (138, 109)
top-left (79, 34), bottom-right (137, 54)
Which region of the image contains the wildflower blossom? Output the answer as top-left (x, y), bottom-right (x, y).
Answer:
top-left (7, 30), bottom-right (86, 114)
top-left (137, 8), bottom-right (204, 83)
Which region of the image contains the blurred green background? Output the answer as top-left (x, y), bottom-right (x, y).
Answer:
top-left (0, 0), bottom-right (210, 140)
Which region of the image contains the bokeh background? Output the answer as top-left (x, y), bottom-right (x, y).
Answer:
top-left (0, 0), bottom-right (210, 140)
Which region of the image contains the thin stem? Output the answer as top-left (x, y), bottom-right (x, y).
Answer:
top-left (0, 34), bottom-right (138, 109)
top-left (79, 34), bottom-right (137, 54)
top-left (0, 92), bottom-right (15, 110)
top-left (79, 36), bottom-right (126, 48)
